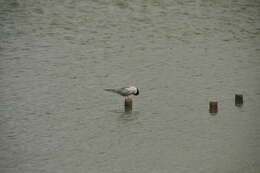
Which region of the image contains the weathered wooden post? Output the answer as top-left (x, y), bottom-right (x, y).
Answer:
top-left (235, 94), bottom-right (243, 107)
top-left (125, 97), bottom-right (133, 112)
top-left (209, 101), bottom-right (218, 114)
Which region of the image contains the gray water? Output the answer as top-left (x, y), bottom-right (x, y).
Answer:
top-left (0, 0), bottom-right (260, 172)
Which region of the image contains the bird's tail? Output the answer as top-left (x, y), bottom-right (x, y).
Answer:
top-left (104, 89), bottom-right (117, 93)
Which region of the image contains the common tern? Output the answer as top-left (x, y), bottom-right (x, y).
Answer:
top-left (104, 86), bottom-right (139, 98)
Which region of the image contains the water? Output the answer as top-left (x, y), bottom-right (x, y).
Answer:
top-left (0, 0), bottom-right (259, 172)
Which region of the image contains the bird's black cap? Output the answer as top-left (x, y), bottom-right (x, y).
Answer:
top-left (134, 88), bottom-right (139, 96)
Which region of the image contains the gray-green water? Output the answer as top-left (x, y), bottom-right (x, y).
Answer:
top-left (0, 0), bottom-right (260, 172)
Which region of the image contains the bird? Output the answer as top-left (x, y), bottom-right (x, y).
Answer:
top-left (104, 86), bottom-right (139, 99)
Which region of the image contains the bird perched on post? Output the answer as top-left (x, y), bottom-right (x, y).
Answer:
top-left (104, 86), bottom-right (139, 99)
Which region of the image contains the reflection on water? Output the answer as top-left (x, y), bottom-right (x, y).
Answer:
top-left (0, 0), bottom-right (259, 172)
top-left (119, 111), bottom-right (139, 122)
top-left (110, 109), bottom-right (139, 122)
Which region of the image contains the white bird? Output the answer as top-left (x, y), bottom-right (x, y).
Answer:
top-left (104, 86), bottom-right (139, 99)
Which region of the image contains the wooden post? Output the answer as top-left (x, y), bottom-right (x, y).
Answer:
top-left (125, 97), bottom-right (133, 112)
top-left (209, 101), bottom-right (218, 114)
top-left (235, 94), bottom-right (243, 107)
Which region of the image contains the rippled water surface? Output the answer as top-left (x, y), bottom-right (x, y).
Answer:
top-left (0, 0), bottom-right (260, 172)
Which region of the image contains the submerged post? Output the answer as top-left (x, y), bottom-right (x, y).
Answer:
top-left (209, 101), bottom-right (218, 114)
top-left (235, 94), bottom-right (243, 107)
top-left (125, 97), bottom-right (133, 112)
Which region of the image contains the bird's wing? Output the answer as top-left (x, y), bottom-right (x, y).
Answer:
top-left (104, 87), bottom-right (132, 96)
top-left (118, 87), bottom-right (132, 96)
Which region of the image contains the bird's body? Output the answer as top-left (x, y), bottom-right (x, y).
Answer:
top-left (105, 86), bottom-right (139, 98)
